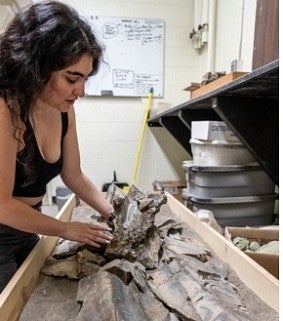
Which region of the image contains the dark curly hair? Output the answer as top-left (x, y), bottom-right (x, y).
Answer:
top-left (0, 0), bottom-right (103, 186)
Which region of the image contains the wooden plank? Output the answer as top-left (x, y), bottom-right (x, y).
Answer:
top-left (184, 72), bottom-right (247, 99)
top-left (165, 192), bottom-right (279, 312)
top-left (0, 195), bottom-right (76, 321)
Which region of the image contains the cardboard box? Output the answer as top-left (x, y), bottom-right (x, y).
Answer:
top-left (225, 226), bottom-right (279, 279)
top-left (184, 72), bottom-right (247, 99)
top-left (153, 180), bottom-right (185, 202)
top-left (191, 121), bottom-right (240, 142)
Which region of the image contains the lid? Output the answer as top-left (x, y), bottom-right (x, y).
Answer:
top-left (182, 160), bottom-right (194, 170)
top-left (188, 163), bottom-right (262, 173)
top-left (187, 193), bottom-right (278, 204)
top-left (190, 138), bottom-right (243, 146)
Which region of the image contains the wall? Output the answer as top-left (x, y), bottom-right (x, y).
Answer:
top-left (214, 0), bottom-right (256, 72)
top-left (0, 6), bottom-right (13, 32)
top-left (194, 0), bottom-right (257, 76)
top-left (50, 0), bottom-right (197, 194)
top-left (0, 0), bottom-right (257, 196)
top-left (0, 0), bottom-right (33, 32)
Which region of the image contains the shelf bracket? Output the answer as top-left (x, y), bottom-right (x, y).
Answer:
top-left (213, 96), bottom-right (278, 185)
top-left (159, 115), bottom-right (192, 154)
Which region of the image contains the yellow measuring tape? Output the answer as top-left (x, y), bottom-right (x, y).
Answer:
top-left (123, 88), bottom-right (153, 192)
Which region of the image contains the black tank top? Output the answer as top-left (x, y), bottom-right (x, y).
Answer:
top-left (13, 112), bottom-right (68, 197)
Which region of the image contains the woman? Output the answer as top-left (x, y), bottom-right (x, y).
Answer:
top-left (0, 1), bottom-right (114, 292)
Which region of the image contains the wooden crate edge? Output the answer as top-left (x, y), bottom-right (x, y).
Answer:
top-left (190, 72), bottom-right (247, 99)
top-left (0, 194), bottom-right (77, 321)
top-left (165, 192), bottom-right (279, 312)
top-left (0, 193), bottom-right (278, 320)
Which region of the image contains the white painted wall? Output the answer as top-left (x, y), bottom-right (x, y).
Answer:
top-left (0, 0), bottom-right (33, 32)
top-left (0, 0), bottom-right (257, 196)
top-left (50, 0), bottom-right (197, 194)
top-left (0, 6), bottom-right (13, 32)
top-left (214, 0), bottom-right (256, 72)
top-left (194, 0), bottom-right (257, 76)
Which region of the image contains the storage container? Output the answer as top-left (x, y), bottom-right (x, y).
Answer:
top-left (190, 138), bottom-right (256, 166)
top-left (225, 226), bottom-right (279, 279)
top-left (182, 164), bottom-right (275, 198)
top-left (56, 186), bottom-right (71, 210)
top-left (191, 121), bottom-right (240, 142)
top-left (182, 160), bottom-right (194, 183)
top-left (182, 191), bottom-right (277, 227)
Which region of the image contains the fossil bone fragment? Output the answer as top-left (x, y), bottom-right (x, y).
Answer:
top-left (104, 184), bottom-right (167, 267)
top-left (76, 270), bottom-right (172, 321)
top-left (40, 185), bottom-right (262, 321)
top-left (147, 235), bottom-right (254, 321)
top-left (42, 255), bottom-right (79, 279)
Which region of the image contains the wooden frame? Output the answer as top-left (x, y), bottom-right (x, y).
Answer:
top-left (0, 195), bottom-right (76, 321)
top-left (184, 72), bottom-right (247, 99)
top-left (166, 193), bottom-right (278, 312)
top-left (0, 193), bottom-right (279, 321)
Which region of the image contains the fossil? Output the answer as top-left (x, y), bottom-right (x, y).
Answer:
top-left (104, 184), bottom-right (167, 268)
top-left (40, 185), bottom-right (263, 320)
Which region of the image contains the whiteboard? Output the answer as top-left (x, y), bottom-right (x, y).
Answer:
top-left (85, 15), bottom-right (165, 97)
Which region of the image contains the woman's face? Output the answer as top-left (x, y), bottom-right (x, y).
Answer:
top-left (40, 54), bottom-right (93, 112)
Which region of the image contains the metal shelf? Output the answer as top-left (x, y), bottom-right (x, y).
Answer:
top-left (148, 59), bottom-right (279, 185)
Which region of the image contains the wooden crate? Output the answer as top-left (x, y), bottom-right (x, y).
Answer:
top-left (184, 72), bottom-right (247, 99)
top-left (0, 196), bottom-right (76, 321)
top-left (0, 193), bottom-right (278, 321)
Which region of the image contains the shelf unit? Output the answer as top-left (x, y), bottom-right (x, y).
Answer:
top-left (148, 59), bottom-right (279, 185)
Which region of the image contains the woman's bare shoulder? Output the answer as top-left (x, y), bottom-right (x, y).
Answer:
top-left (0, 97), bottom-right (8, 109)
top-left (0, 98), bottom-right (12, 121)
top-left (0, 98), bottom-right (19, 133)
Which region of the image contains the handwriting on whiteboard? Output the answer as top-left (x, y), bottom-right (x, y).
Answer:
top-left (85, 16), bottom-right (164, 97)
top-left (101, 19), bottom-right (163, 44)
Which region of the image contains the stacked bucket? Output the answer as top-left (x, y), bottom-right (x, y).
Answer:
top-left (182, 121), bottom-right (276, 227)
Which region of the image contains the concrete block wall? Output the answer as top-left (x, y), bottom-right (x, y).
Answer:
top-left (50, 0), bottom-right (256, 195)
top-left (51, 0), bottom-right (197, 194)
top-left (0, 0), bottom-right (256, 196)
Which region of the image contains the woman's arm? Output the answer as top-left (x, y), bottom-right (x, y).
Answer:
top-left (0, 102), bottom-right (112, 247)
top-left (60, 106), bottom-right (114, 220)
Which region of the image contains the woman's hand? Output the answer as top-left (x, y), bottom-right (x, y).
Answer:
top-left (61, 221), bottom-right (113, 248)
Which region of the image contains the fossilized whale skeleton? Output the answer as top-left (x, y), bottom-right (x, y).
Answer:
top-left (42, 184), bottom-right (255, 321)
